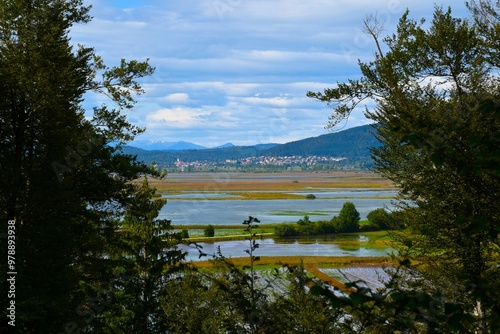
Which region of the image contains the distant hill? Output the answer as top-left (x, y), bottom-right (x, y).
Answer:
top-left (265, 124), bottom-right (380, 162)
top-left (121, 124), bottom-right (380, 168)
top-left (130, 140), bottom-right (206, 151)
top-left (213, 142), bottom-right (235, 149)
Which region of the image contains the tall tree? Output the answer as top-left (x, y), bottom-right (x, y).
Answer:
top-left (308, 3), bottom-right (500, 332)
top-left (0, 1), bottom-right (155, 332)
top-left (334, 202), bottom-right (360, 233)
top-left (96, 178), bottom-right (186, 333)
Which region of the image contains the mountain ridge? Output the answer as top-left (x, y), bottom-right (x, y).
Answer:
top-left (122, 124), bottom-right (380, 169)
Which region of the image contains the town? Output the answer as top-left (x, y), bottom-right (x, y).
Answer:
top-left (172, 155), bottom-right (346, 171)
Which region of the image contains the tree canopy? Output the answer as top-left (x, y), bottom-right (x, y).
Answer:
top-left (309, 1), bottom-right (500, 331)
top-left (0, 1), bottom-right (156, 332)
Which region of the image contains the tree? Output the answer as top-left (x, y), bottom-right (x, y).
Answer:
top-left (366, 208), bottom-right (392, 230)
top-left (332, 202), bottom-right (360, 233)
top-left (161, 271), bottom-right (228, 333)
top-left (308, 3), bottom-right (500, 331)
top-left (0, 1), bottom-right (155, 332)
top-left (181, 228), bottom-right (190, 239)
top-left (204, 224), bottom-right (215, 237)
top-left (97, 178), bottom-right (186, 333)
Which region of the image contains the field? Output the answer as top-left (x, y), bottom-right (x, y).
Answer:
top-left (148, 171), bottom-right (394, 196)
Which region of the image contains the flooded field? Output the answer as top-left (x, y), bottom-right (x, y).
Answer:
top-left (155, 172), bottom-right (397, 225)
top-left (179, 235), bottom-right (393, 261)
top-left (153, 172), bottom-right (397, 260)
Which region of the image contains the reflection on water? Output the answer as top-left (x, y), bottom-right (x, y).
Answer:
top-left (179, 236), bottom-right (392, 262)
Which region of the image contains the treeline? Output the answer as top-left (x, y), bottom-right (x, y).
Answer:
top-left (275, 203), bottom-right (400, 237)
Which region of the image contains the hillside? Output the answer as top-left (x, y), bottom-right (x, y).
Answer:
top-left (265, 124), bottom-right (380, 160)
top-left (121, 124), bottom-right (381, 169)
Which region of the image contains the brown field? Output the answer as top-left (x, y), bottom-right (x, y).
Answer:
top-left (147, 171), bottom-right (394, 194)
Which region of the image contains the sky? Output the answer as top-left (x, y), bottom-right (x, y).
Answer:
top-left (71, 0), bottom-right (469, 148)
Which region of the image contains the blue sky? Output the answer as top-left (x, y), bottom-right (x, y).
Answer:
top-left (71, 0), bottom-right (469, 147)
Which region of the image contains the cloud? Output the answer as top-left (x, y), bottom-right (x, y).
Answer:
top-left (147, 106), bottom-right (238, 129)
top-left (147, 107), bottom-right (206, 128)
top-left (74, 0), bottom-right (470, 147)
top-left (162, 93), bottom-right (191, 104)
top-left (229, 96), bottom-right (298, 107)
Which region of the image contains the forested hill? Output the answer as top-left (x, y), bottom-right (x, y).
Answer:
top-left (122, 124), bottom-right (381, 167)
top-left (265, 124), bottom-right (380, 158)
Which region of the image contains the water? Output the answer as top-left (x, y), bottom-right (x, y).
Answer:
top-left (160, 186), bottom-right (397, 260)
top-left (178, 236), bottom-right (392, 261)
top-left (159, 189), bottom-right (397, 225)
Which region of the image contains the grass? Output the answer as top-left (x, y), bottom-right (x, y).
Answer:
top-left (231, 192), bottom-right (306, 200)
top-left (270, 210), bottom-right (334, 216)
top-left (147, 171), bottom-right (394, 195)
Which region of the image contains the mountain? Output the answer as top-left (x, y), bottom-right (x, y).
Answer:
top-left (265, 124), bottom-right (380, 160)
top-left (130, 140), bottom-right (206, 151)
top-left (213, 142), bottom-right (235, 149)
top-left (121, 124), bottom-right (380, 168)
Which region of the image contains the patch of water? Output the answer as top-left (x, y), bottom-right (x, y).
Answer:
top-left (179, 238), bottom-right (392, 262)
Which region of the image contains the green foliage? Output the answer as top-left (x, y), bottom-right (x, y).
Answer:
top-left (93, 178), bottom-right (186, 333)
top-left (204, 224), bottom-right (215, 237)
top-left (0, 1), bottom-right (156, 331)
top-left (161, 271), bottom-right (228, 333)
top-left (315, 219), bottom-right (337, 234)
top-left (305, 193), bottom-right (317, 199)
top-left (332, 202), bottom-right (360, 233)
top-left (366, 208), bottom-right (395, 230)
top-left (274, 223), bottom-right (299, 237)
top-left (181, 228), bottom-right (190, 239)
top-left (309, 2), bottom-right (500, 331)
top-left (274, 205), bottom-right (362, 237)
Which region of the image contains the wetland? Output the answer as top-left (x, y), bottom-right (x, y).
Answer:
top-left (150, 171), bottom-right (397, 261)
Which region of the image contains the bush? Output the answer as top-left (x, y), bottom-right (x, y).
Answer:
top-left (305, 194), bottom-right (316, 199)
top-left (359, 224), bottom-right (381, 232)
top-left (366, 208), bottom-right (399, 230)
top-left (204, 224), bottom-right (215, 237)
top-left (274, 224), bottom-right (299, 237)
top-left (316, 220), bottom-right (336, 234)
top-left (181, 228), bottom-right (189, 239)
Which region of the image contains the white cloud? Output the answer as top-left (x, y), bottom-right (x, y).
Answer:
top-left (74, 0), bottom-right (470, 146)
top-left (230, 96), bottom-right (296, 107)
top-left (147, 107), bottom-right (206, 128)
top-left (162, 93), bottom-right (191, 104)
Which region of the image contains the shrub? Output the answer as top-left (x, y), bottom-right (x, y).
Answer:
top-left (359, 224), bottom-right (381, 232)
top-left (275, 224), bottom-right (299, 237)
top-left (305, 194), bottom-right (316, 199)
top-left (366, 208), bottom-right (402, 230)
top-left (181, 228), bottom-right (190, 239)
top-left (316, 220), bottom-right (336, 234)
top-left (204, 224), bottom-right (215, 237)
